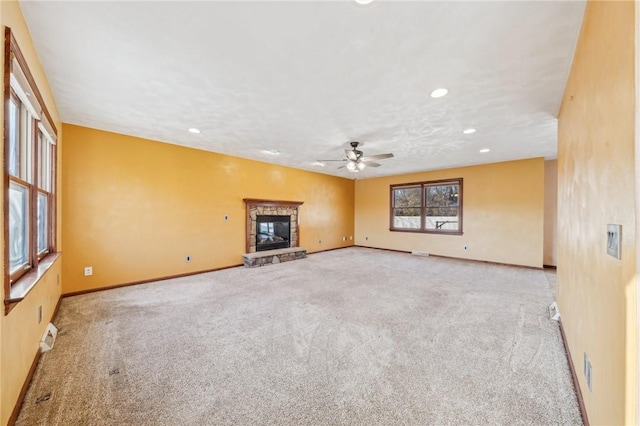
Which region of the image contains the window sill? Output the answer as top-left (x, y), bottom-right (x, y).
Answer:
top-left (5, 252), bottom-right (61, 315)
top-left (389, 228), bottom-right (463, 235)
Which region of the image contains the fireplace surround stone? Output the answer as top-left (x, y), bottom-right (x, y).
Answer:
top-left (243, 199), bottom-right (305, 261)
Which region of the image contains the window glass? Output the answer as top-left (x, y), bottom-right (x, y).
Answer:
top-left (8, 97), bottom-right (19, 177)
top-left (392, 187), bottom-right (422, 229)
top-left (37, 192), bottom-right (48, 254)
top-left (9, 181), bottom-right (29, 274)
top-left (426, 184), bottom-right (459, 206)
top-left (425, 183), bottom-right (460, 231)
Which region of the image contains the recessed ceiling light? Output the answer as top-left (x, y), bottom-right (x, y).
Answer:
top-left (355, 0), bottom-right (373, 4)
top-left (463, 128), bottom-right (476, 134)
top-left (479, 148), bottom-right (490, 153)
top-left (430, 88), bottom-right (448, 98)
top-left (188, 128), bottom-right (200, 134)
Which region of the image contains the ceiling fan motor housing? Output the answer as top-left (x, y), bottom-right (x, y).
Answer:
top-left (349, 142), bottom-right (363, 159)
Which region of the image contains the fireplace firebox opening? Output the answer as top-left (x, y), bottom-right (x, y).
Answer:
top-left (256, 215), bottom-right (291, 251)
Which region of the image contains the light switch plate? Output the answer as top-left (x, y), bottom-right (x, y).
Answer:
top-left (607, 224), bottom-right (621, 259)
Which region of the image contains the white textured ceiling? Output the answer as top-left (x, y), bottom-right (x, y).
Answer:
top-left (19, 0), bottom-right (585, 179)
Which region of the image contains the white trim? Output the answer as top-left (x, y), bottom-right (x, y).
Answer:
top-left (37, 122), bottom-right (56, 145)
top-left (10, 58), bottom-right (57, 144)
top-left (10, 73), bottom-right (39, 121)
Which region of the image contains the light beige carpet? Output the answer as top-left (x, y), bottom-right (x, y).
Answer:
top-left (17, 247), bottom-right (581, 425)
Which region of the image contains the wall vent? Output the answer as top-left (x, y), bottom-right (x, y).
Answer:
top-left (548, 302), bottom-right (560, 321)
top-left (40, 323), bottom-right (58, 353)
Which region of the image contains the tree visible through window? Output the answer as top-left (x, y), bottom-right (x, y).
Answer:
top-left (390, 179), bottom-right (462, 234)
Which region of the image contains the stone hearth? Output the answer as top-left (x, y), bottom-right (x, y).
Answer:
top-left (243, 247), bottom-right (307, 268)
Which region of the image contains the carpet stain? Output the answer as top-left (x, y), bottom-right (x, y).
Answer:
top-left (34, 394), bottom-right (51, 404)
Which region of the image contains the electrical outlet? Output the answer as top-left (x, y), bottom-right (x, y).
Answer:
top-left (584, 353), bottom-right (593, 392)
top-left (84, 266), bottom-right (92, 276)
top-left (224, 215), bottom-right (229, 221)
top-left (342, 236), bottom-right (347, 241)
top-left (349, 236), bottom-right (353, 240)
top-left (607, 224), bottom-right (621, 259)
top-left (186, 256), bottom-right (191, 263)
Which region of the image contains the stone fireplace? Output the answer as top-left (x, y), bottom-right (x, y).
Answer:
top-left (243, 199), bottom-right (303, 254)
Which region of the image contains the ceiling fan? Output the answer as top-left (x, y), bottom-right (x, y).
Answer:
top-left (319, 142), bottom-right (394, 173)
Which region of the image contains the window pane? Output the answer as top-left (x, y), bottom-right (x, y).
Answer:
top-left (9, 181), bottom-right (29, 273)
top-left (426, 184), bottom-right (459, 207)
top-left (21, 110), bottom-right (34, 183)
top-left (37, 131), bottom-right (53, 191)
top-left (393, 187), bottom-right (421, 208)
top-left (37, 131), bottom-right (43, 188)
top-left (426, 207), bottom-right (459, 231)
top-left (393, 207), bottom-right (421, 228)
top-left (37, 192), bottom-right (48, 253)
top-left (8, 98), bottom-right (19, 176)
top-left (46, 141), bottom-right (52, 191)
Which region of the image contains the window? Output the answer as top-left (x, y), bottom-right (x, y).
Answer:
top-left (390, 178), bottom-right (462, 234)
top-left (4, 27), bottom-right (57, 302)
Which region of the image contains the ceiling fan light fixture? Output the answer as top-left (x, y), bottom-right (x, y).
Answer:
top-left (463, 128), bottom-right (476, 134)
top-left (357, 161), bottom-right (366, 171)
top-left (346, 161), bottom-right (358, 172)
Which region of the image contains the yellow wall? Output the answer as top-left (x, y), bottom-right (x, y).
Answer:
top-left (557, 1), bottom-right (636, 424)
top-left (544, 159), bottom-right (558, 266)
top-left (354, 158), bottom-right (544, 268)
top-left (61, 124), bottom-right (354, 294)
top-left (0, 1), bottom-right (64, 425)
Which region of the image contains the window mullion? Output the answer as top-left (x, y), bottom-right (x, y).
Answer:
top-left (30, 116), bottom-right (38, 268)
top-left (421, 184), bottom-right (427, 231)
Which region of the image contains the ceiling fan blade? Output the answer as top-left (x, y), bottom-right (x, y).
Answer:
top-left (360, 153), bottom-right (394, 161)
top-left (317, 159), bottom-right (346, 162)
top-left (362, 161), bottom-right (381, 167)
top-left (345, 149), bottom-right (358, 161)
top-left (337, 164), bottom-right (346, 169)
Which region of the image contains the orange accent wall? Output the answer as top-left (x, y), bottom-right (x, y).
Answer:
top-left (557, 1), bottom-right (636, 424)
top-left (354, 158), bottom-right (544, 268)
top-left (61, 124), bottom-right (354, 294)
top-left (0, 1), bottom-right (64, 425)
